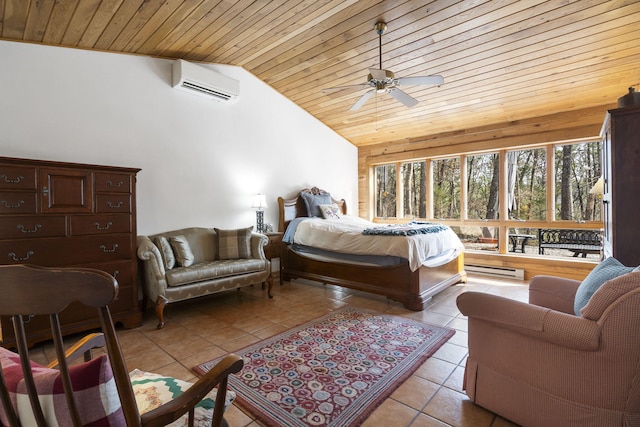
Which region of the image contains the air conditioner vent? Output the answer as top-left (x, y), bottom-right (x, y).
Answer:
top-left (172, 59), bottom-right (239, 103)
top-left (179, 81), bottom-right (233, 101)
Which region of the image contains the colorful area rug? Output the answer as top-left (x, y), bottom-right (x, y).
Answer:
top-left (193, 306), bottom-right (455, 427)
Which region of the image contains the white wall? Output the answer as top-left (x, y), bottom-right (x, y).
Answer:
top-left (0, 41), bottom-right (357, 235)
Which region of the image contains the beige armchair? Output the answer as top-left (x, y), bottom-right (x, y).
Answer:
top-left (456, 272), bottom-right (640, 427)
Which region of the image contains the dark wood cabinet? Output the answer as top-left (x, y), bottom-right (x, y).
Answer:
top-left (600, 106), bottom-right (640, 266)
top-left (0, 157), bottom-right (141, 347)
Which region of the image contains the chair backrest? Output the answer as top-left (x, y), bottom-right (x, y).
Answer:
top-left (0, 264), bottom-right (140, 426)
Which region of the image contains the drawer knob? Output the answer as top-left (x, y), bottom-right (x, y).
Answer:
top-left (8, 251), bottom-right (34, 261)
top-left (1, 200), bottom-right (25, 209)
top-left (106, 201), bottom-right (123, 208)
top-left (94, 221), bottom-right (113, 230)
top-left (17, 224), bottom-right (42, 233)
top-left (99, 244), bottom-right (119, 253)
top-left (107, 180), bottom-right (124, 188)
top-left (0, 174), bottom-right (24, 184)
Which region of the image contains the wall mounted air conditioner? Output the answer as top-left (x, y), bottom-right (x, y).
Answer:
top-left (172, 59), bottom-right (239, 103)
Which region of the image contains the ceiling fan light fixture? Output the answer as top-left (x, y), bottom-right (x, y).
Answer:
top-left (321, 20), bottom-right (444, 111)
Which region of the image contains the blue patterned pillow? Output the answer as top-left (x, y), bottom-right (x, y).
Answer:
top-left (301, 191), bottom-right (333, 217)
top-left (574, 257), bottom-right (634, 315)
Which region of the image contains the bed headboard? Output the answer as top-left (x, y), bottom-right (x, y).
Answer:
top-left (277, 187), bottom-right (347, 232)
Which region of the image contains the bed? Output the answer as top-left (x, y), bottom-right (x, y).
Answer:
top-left (277, 187), bottom-right (467, 310)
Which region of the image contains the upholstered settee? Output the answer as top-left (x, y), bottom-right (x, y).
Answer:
top-left (457, 263), bottom-right (640, 427)
top-left (137, 227), bottom-right (270, 328)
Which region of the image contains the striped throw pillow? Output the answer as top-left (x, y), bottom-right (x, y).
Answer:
top-left (215, 227), bottom-right (253, 260)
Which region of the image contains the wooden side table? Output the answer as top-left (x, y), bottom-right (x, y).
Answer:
top-left (263, 232), bottom-right (285, 297)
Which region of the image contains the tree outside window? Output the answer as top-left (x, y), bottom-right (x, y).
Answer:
top-left (467, 153), bottom-right (499, 220)
top-left (432, 157), bottom-right (460, 219)
top-left (374, 164), bottom-right (396, 218)
top-left (401, 161), bottom-right (426, 218)
top-left (508, 148), bottom-right (547, 221)
top-left (554, 141), bottom-right (602, 221)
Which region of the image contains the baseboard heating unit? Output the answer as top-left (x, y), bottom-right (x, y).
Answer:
top-left (465, 264), bottom-right (524, 280)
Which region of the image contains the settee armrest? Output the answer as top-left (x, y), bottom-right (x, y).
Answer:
top-left (137, 235), bottom-right (166, 278)
top-left (528, 275), bottom-right (580, 314)
top-left (250, 232), bottom-right (269, 260)
top-left (457, 291), bottom-right (601, 351)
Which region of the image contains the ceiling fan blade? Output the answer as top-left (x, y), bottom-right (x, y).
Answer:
top-left (387, 88), bottom-right (419, 108)
top-left (350, 89), bottom-right (375, 111)
top-left (395, 75), bottom-right (444, 86)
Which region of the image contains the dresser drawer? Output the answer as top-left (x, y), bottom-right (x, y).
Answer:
top-left (95, 172), bottom-right (132, 193)
top-left (95, 194), bottom-right (131, 213)
top-left (0, 235), bottom-right (132, 266)
top-left (81, 260), bottom-right (135, 311)
top-left (0, 165), bottom-right (37, 190)
top-left (0, 216), bottom-right (67, 239)
top-left (0, 191), bottom-right (37, 214)
top-left (70, 214), bottom-right (131, 236)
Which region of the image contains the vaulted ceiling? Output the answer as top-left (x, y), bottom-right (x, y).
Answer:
top-left (2, 0), bottom-right (639, 147)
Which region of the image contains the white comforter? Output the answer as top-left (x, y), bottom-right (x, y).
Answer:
top-left (288, 215), bottom-right (464, 271)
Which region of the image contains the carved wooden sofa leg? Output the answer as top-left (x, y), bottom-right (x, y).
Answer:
top-left (155, 295), bottom-right (168, 329)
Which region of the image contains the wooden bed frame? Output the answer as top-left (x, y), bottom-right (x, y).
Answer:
top-left (277, 188), bottom-right (467, 311)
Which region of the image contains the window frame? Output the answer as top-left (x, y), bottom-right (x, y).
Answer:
top-left (369, 140), bottom-right (603, 255)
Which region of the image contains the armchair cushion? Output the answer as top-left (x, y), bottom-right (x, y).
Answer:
top-left (130, 369), bottom-right (236, 425)
top-left (169, 235), bottom-right (195, 267)
top-left (215, 227), bottom-right (252, 260)
top-left (574, 257), bottom-right (634, 315)
top-left (0, 347), bottom-right (124, 425)
top-left (529, 275), bottom-right (580, 314)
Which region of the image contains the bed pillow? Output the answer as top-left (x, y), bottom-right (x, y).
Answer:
top-left (301, 191), bottom-right (333, 217)
top-left (169, 235), bottom-right (195, 267)
top-left (130, 369), bottom-right (235, 424)
top-left (215, 227), bottom-right (252, 260)
top-left (574, 257), bottom-right (634, 315)
top-left (154, 236), bottom-right (176, 270)
top-left (319, 204), bottom-right (342, 219)
top-left (0, 347), bottom-right (124, 426)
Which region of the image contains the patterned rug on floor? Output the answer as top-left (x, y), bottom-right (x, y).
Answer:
top-left (193, 306), bottom-right (455, 427)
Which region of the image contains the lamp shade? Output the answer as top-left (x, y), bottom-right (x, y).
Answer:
top-left (251, 194), bottom-right (267, 209)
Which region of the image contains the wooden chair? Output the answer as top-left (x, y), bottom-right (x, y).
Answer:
top-left (0, 264), bottom-right (243, 427)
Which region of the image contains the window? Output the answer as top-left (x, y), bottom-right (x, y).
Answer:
top-left (371, 139), bottom-right (602, 259)
top-left (432, 157), bottom-right (460, 219)
top-left (467, 153), bottom-right (499, 220)
top-left (508, 148), bottom-right (547, 221)
top-left (554, 141), bottom-right (602, 221)
top-left (401, 161), bottom-right (426, 218)
top-left (374, 164), bottom-right (396, 218)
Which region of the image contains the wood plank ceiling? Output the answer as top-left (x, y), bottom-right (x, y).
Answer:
top-left (2, 0), bottom-right (639, 147)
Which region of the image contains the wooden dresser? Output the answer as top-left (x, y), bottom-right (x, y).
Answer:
top-left (0, 157), bottom-right (141, 347)
top-left (600, 106), bottom-right (640, 266)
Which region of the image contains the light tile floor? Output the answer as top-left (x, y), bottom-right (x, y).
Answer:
top-left (30, 273), bottom-right (528, 427)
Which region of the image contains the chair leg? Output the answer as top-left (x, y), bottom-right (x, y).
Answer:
top-left (155, 296), bottom-right (168, 329)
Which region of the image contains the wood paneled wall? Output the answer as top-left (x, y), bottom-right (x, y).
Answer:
top-left (357, 104), bottom-right (616, 280)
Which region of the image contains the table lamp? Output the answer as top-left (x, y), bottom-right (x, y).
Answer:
top-left (251, 194), bottom-right (267, 232)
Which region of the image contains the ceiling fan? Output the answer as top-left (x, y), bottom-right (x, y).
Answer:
top-left (323, 21), bottom-right (444, 111)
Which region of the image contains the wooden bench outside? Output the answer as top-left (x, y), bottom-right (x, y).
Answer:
top-left (538, 229), bottom-right (603, 257)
